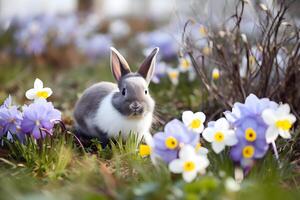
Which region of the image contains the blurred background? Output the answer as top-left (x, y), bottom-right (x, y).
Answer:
top-left (0, 0), bottom-right (299, 122)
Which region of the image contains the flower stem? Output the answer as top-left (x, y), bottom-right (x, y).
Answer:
top-left (272, 141), bottom-right (280, 165)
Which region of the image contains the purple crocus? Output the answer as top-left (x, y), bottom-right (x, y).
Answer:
top-left (21, 99), bottom-right (61, 139)
top-left (151, 61), bottom-right (168, 84)
top-left (152, 119), bottom-right (199, 163)
top-left (0, 96), bottom-right (24, 140)
top-left (224, 94), bottom-right (278, 166)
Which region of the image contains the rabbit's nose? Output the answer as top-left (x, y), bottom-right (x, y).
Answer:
top-left (129, 102), bottom-right (143, 113)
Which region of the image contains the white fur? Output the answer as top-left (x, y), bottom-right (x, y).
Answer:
top-left (93, 91), bottom-right (153, 144)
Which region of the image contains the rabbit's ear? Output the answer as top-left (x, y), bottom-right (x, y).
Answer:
top-left (110, 47), bottom-right (131, 81)
top-left (138, 47), bottom-right (159, 84)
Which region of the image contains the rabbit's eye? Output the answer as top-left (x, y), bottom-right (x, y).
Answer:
top-left (122, 88), bottom-right (126, 96)
top-left (145, 90), bottom-right (148, 95)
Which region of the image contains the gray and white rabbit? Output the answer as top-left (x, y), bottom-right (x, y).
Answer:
top-left (73, 47), bottom-right (159, 147)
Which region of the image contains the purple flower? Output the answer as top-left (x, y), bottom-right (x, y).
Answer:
top-left (0, 96), bottom-right (23, 140)
top-left (0, 95), bottom-right (12, 109)
top-left (77, 34), bottom-right (112, 60)
top-left (138, 31), bottom-right (178, 61)
top-left (21, 99), bottom-right (61, 139)
top-left (152, 119), bottom-right (199, 163)
top-left (224, 94), bottom-right (278, 166)
top-left (224, 94), bottom-right (278, 126)
top-left (54, 14), bottom-right (78, 46)
top-left (151, 61), bottom-right (168, 84)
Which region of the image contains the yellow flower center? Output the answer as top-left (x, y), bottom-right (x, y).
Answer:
top-left (212, 71), bottom-right (220, 80)
top-left (249, 55), bottom-right (256, 66)
top-left (139, 144), bottom-right (151, 157)
top-left (245, 128), bottom-right (257, 142)
top-left (214, 132), bottom-right (225, 142)
top-left (181, 59), bottom-right (191, 69)
top-left (35, 120), bottom-right (40, 126)
top-left (199, 26), bottom-right (208, 36)
top-left (189, 119), bottom-right (202, 129)
top-left (36, 91), bottom-right (49, 98)
top-left (275, 120), bottom-right (292, 131)
top-left (203, 46), bottom-right (212, 56)
top-left (165, 136), bottom-right (178, 149)
top-left (195, 142), bottom-right (202, 151)
top-left (168, 72), bottom-right (179, 80)
top-left (183, 161), bottom-right (196, 172)
top-left (242, 145), bottom-right (255, 158)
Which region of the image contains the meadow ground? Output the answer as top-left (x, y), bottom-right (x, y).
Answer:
top-left (0, 62), bottom-right (300, 200)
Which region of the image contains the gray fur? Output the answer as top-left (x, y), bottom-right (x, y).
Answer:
top-left (74, 82), bottom-right (117, 136)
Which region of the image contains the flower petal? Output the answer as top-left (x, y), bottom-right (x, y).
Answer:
top-left (215, 117), bottom-right (229, 130)
top-left (262, 109), bottom-right (276, 125)
top-left (225, 131), bottom-right (238, 146)
top-left (279, 130), bottom-right (291, 139)
top-left (194, 112), bottom-right (206, 122)
top-left (182, 111), bottom-right (194, 126)
top-left (34, 78), bottom-right (43, 89)
top-left (179, 145), bottom-right (196, 159)
top-left (202, 127), bottom-right (215, 142)
top-left (265, 126), bottom-right (278, 143)
top-left (212, 142), bottom-right (225, 154)
top-left (169, 159), bottom-right (183, 173)
top-left (287, 114), bottom-right (296, 124)
top-left (277, 104), bottom-right (290, 114)
top-left (25, 89), bottom-right (37, 100)
top-left (183, 171), bottom-right (197, 183)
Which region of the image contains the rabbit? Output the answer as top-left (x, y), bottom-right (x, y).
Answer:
top-left (73, 47), bottom-right (159, 147)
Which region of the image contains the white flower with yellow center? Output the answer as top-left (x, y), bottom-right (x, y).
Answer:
top-left (166, 67), bottom-right (180, 85)
top-left (262, 104), bottom-right (296, 143)
top-left (179, 57), bottom-right (192, 72)
top-left (202, 118), bottom-right (238, 153)
top-left (25, 78), bottom-right (53, 101)
top-left (182, 111), bottom-right (206, 133)
top-left (169, 145), bottom-right (209, 183)
top-left (212, 68), bottom-right (220, 80)
top-left (195, 142), bottom-right (209, 157)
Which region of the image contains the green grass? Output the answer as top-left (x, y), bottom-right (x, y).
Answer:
top-left (1, 128), bottom-right (300, 200)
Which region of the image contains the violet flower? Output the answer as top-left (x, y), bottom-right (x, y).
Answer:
top-left (77, 34), bottom-right (112, 60)
top-left (21, 99), bottom-right (61, 139)
top-left (138, 31), bottom-right (178, 61)
top-left (0, 96), bottom-right (24, 140)
top-left (152, 119), bottom-right (199, 163)
top-left (224, 94), bottom-right (278, 166)
top-left (151, 61), bottom-right (168, 84)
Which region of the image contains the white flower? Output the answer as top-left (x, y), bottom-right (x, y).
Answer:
top-left (212, 68), bottom-right (220, 80)
top-left (169, 145), bottom-right (209, 183)
top-left (262, 104), bottom-right (296, 143)
top-left (182, 111), bottom-right (206, 133)
top-left (179, 57), bottom-right (192, 72)
top-left (225, 178), bottom-right (240, 192)
top-left (202, 118), bottom-right (238, 153)
top-left (25, 78), bottom-right (53, 101)
top-left (166, 67), bottom-right (180, 85)
top-left (195, 143), bottom-right (209, 157)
